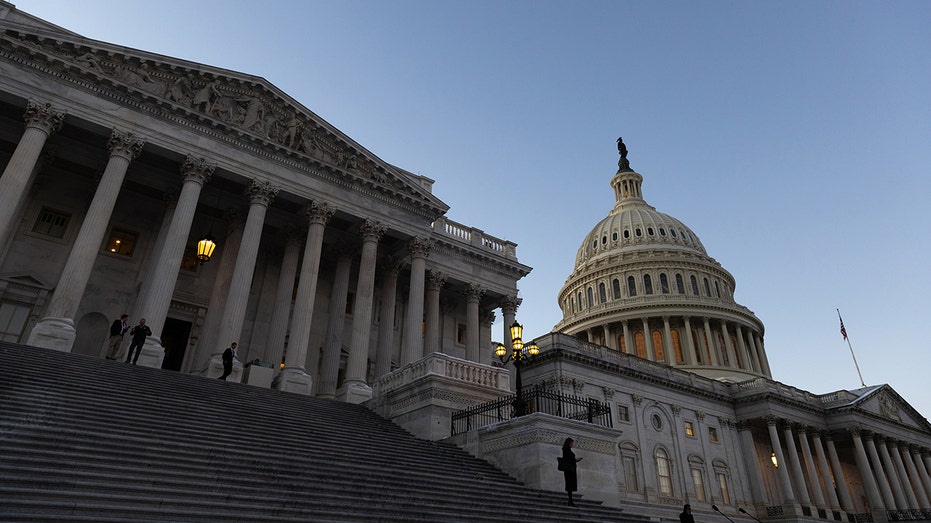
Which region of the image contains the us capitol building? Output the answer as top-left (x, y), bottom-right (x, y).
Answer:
top-left (2, 3), bottom-right (929, 522)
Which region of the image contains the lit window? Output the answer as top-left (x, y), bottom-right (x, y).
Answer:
top-left (618, 334), bottom-right (626, 353)
top-left (635, 332), bottom-right (646, 358)
top-left (685, 420), bottom-right (695, 437)
top-left (692, 468), bottom-right (706, 501)
top-left (33, 207), bottom-right (70, 238)
top-left (709, 427), bottom-right (719, 443)
top-left (652, 330), bottom-right (665, 361)
top-left (672, 330), bottom-right (683, 363)
top-left (105, 228), bottom-right (137, 257)
top-left (717, 472), bottom-right (730, 504)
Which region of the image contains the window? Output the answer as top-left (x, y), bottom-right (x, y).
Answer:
top-left (709, 427), bottom-right (719, 443)
top-left (0, 301), bottom-right (31, 342)
top-left (660, 273), bottom-right (669, 294)
top-left (635, 332), bottom-right (646, 359)
top-left (33, 207), bottom-right (70, 238)
top-left (601, 235), bottom-right (607, 245)
top-left (714, 280), bottom-right (720, 298)
top-left (599, 282), bottom-right (607, 303)
top-left (717, 472), bottom-right (730, 504)
top-left (704, 277), bottom-right (712, 297)
top-left (457, 323), bottom-right (466, 344)
top-left (618, 334), bottom-right (627, 353)
top-left (617, 404), bottom-right (630, 422)
top-left (684, 420), bottom-right (695, 437)
top-left (105, 228), bottom-right (137, 257)
top-left (623, 455), bottom-right (639, 493)
top-left (656, 448), bottom-right (673, 496)
top-left (659, 227), bottom-right (666, 236)
top-left (690, 275), bottom-right (699, 295)
top-left (651, 413), bottom-right (664, 431)
top-left (644, 274), bottom-right (653, 295)
top-left (647, 227), bottom-right (654, 236)
top-left (671, 229), bottom-right (677, 238)
top-left (672, 330), bottom-right (683, 363)
top-left (692, 468), bottom-right (706, 501)
top-left (624, 229), bottom-right (630, 239)
top-left (652, 330), bottom-right (665, 361)
top-left (627, 276), bottom-right (637, 297)
top-left (613, 279), bottom-right (621, 300)
top-left (675, 274), bottom-right (685, 294)
top-left (345, 292), bottom-right (355, 315)
top-left (577, 292), bottom-right (583, 310)
top-left (612, 231), bottom-right (618, 241)
top-left (587, 287), bottom-right (594, 307)
top-left (635, 228), bottom-right (642, 237)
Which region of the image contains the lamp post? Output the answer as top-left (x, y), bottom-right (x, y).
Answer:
top-left (493, 321), bottom-right (540, 417)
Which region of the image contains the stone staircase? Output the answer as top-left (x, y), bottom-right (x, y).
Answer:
top-left (0, 342), bottom-right (647, 522)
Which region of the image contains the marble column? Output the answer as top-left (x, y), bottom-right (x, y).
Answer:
top-left (339, 220), bottom-right (386, 403)
top-left (864, 433), bottom-right (898, 509)
top-left (423, 270), bottom-right (445, 356)
top-left (683, 316), bottom-right (697, 365)
top-left (736, 422), bottom-right (767, 507)
top-left (784, 424), bottom-right (813, 506)
top-left (877, 436), bottom-right (909, 509)
top-left (501, 295), bottom-right (519, 349)
top-left (703, 317), bottom-right (719, 365)
top-left (850, 428), bottom-right (886, 511)
top-left (900, 444), bottom-right (930, 508)
top-left (262, 225), bottom-right (303, 366)
top-left (0, 101), bottom-right (65, 252)
top-left (603, 324), bottom-right (614, 350)
top-left (798, 427), bottom-right (826, 508)
top-left (641, 318), bottom-right (654, 360)
top-left (28, 129), bottom-right (144, 352)
top-left (825, 434), bottom-right (855, 511)
top-left (911, 446), bottom-right (931, 502)
top-left (318, 244), bottom-right (354, 399)
top-left (400, 237), bottom-right (431, 364)
top-left (754, 335), bottom-right (772, 377)
top-left (768, 417), bottom-right (797, 504)
top-left (620, 320), bottom-right (631, 354)
top-left (662, 316), bottom-right (673, 362)
top-left (464, 283), bottom-right (483, 363)
top-left (275, 200), bottom-right (333, 395)
top-left (373, 260), bottom-right (401, 379)
top-left (811, 431), bottom-right (842, 511)
top-left (735, 325), bottom-right (751, 370)
top-left (721, 321), bottom-right (738, 367)
top-left (886, 439), bottom-right (918, 508)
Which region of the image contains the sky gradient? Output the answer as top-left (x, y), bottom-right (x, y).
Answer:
top-left (21, 0), bottom-right (931, 419)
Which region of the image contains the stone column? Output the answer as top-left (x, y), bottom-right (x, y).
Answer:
top-left (797, 427), bottom-right (826, 508)
top-left (736, 422), bottom-right (767, 507)
top-left (682, 316), bottom-right (697, 365)
top-left (662, 316), bottom-right (673, 362)
top-left (900, 444), bottom-right (930, 508)
top-left (339, 220), bottom-right (386, 403)
top-left (262, 226), bottom-right (303, 366)
top-left (722, 321), bottom-right (737, 367)
top-left (191, 209), bottom-right (244, 372)
top-left (500, 295), bottom-right (519, 348)
top-left (736, 325), bottom-right (751, 371)
top-left (423, 270), bottom-right (445, 355)
top-left (212, 180), bottom-right (278, 355)
top-left (767, 417), bottom-right (797, 504)
top-left (481, 309), bottom-right (495, 365)
top-left (753, 334), bottom-right (772, 376)
top-left (784, 424), bottom-right (813, 506)
top-left (703, 317), bottom-right (719, 365)
top-left (28, 129), bottom-right (144, 352)
top-left (603, 324), bottom-right (614, 350)
top-left (864, 434), bottom-right (898, 509)
top-left (825, 434), bottom-right (855, 511)
top-left (911, 446), bottom-right (931, 502)
top-left (641, 318), bottom-right (654, 360)
top-left (464, 283), bottom-right (483, 363)
top-left (373, 260), bottom-right (401, 378)
top-left (400, 237), bottom-right (431, 365)
top-left (884, 438), bottom-right (917, 508)
top-left (621, 319), bottom-right (632, 354)
top-left (850, 428), bottom-right (886, 511)
top-left (275, 200), bottom-right (334, 395)
top-left (0, 101), bottom-right (65, 251)
top-left (811, 430), bottom-right (842, 511)
top-left (318, 244), bottom-right (354, 399)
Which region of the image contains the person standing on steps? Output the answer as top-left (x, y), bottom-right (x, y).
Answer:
top-left (105, 314), bottom-right (129, 360)
top-left (562, 437), bottom-right (582, 506)
top-left (680, 504), bottom-right (695, 523)
top-left (219, 342), bottom-right (237, 380)
top-left (124, 318), bottom-right (151, 365)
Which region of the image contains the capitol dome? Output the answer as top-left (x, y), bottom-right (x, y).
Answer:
top-left (554, 144), bottom-right (769, 382)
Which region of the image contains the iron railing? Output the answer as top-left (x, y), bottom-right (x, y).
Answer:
top-left (450, 385), bottom-right (612, 436)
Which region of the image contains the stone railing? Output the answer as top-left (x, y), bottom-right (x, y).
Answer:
top-left (371, 352), bottom-right (511, 396)
top-left (432, 216), bottom-right (518, 260)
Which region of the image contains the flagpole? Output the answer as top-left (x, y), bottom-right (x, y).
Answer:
top-left (837, 309), bottom-right (866, 388)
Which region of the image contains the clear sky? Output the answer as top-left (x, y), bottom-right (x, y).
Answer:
top-left (20, 1), bottom-right (931, 419)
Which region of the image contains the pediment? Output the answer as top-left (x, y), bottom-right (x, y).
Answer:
top-left (0, 273), bottom-right (50, 289)
top-left (848, 385), bottom-right (930, 431)
top-left (0, 16), bottom-right (448, 219)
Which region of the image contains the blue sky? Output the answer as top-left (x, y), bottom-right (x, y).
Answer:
top-left (23, 1), bottom-right (931, 419)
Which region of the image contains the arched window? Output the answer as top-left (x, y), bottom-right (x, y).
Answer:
top-left (599, 282), bottom-right (607, 303)
top-left (587, 287), bottom-right (594, 308)
top-left (714, 280), bottom-right (720, 298)
top-left (690, 275), bottom-right (699, 295)
top-left (675, 274), bottom-right (685, 294)
top-left (644, 274), bottom-right (653, 295)
top-left (570, 297), bottom-right (575, 314)
top-left (612, 231), bottom-right (618, 241)
top-left (613, 278), bottom-right (621, 300)
top-left (660, 273), bottom-right (669, 294)
top-left (635, 228), bottom-right (642, 237)
top-left (577, 292), bottom-right (583, 310)
top-left (652, 330), bottom-right (665, 361)
top-left (656, 448), bottom-right (673, 496)
top-left (672, 330), bottom-right (683, 363)
top-left (624, 229), bottom-right (630, 239)
top-left (647, 227), bottom-right (654, 236)
top-left (703, 277), bottom-right (712, 297)
top-left (627, 276), bottom-right (637, 297)
top-left (634, 332), bottom-right (646, 359)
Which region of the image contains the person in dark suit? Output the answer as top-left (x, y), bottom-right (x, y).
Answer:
top-left (124, 318), bottom-right (151, 365)
top-left (680, 504), bottom-right (695, 523)
top-left (105, 314), bottom-right (129, 360)
top-left (562, 437), bottom-right (582, 506)
top-left (219, 342), bottom-right (237, 380)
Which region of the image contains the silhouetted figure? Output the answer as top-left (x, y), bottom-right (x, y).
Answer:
top-left (617, 137), bottom-right (628, 159)
top-left (105, 314), bottom-right (129, 360)
top-left (219, 342), bottom-right (237, 380)
top-left (124, 318), bottom-right (151, 365)
top-left (680, 504), bottom-right (695, 523)
top-left (562, 437), bottom-right (582, 506)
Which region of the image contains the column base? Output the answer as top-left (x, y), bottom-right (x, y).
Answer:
top-left (203, 353), bottom-right (242, 383)
top-left (26, 317), bottom-right (76, 352)
top-left (273, 366), bottom-right (314, 395)
top-left (336, 381), bottom-right (373, 404)
top-left (134, 337), bottom-right (167, 369)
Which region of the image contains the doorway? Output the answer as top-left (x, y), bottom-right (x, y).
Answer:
top-left (161, 317), bottom-right (192, 371)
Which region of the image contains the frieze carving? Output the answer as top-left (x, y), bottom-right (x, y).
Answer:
top-left (878, 393), bottom-right (901, 422)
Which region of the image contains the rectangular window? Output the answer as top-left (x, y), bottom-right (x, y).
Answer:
top-left (33, 207), bottom-right (70, 238)
top-left (709, 427), bottom-right (719, 443)
top-left (623, 456), bottom-right (639, 492)
top-left (456, 323), bottom-right (466, 345)
top-left (0, 301), bottom-right (32, 342)
top-left (692, 468), bottom-right (706, 501)
top-left (717, 472), bottom-right (730, 504)
top-left (684, 420), bottom-right (695, 437)
top-left (617, 404), bottom-right (630, 423)
top-left (105, 228), bottom-right (137, 256)
top-left (345, 292), bottom-right (355, 315)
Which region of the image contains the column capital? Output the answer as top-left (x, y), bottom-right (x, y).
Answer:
top-left (426, 270), bottom-right (447, 291)
top-left (735, 420), bottom-right (751, 432)
top-left (180, 154), bottom-right (214, 184)
top-left (463, 283), bottom-right (484, 302)
top-left (108, 129), bottom-right (146, 161)
top-left (304, 199), bottom-right (335, 225)
top-left (765, 415), bottom-right (781, 427)
top-left (500, 294), bottom-right (521, 315)
top-left (24, 101), bottom-right (66, 135)
top-left (359, 219), bottom-right (387, 243)
top-left (482, 309), bottom-right (496, 326)
top-left (379, 257), bottom-right (404, 277)
top-left (847, 426), bottom-right (862, 437)
top-left (408, 236), bottom-right (433, 259)
top-left (245, 178), bottom-right (279, 207)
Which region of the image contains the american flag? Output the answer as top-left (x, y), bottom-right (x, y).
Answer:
top-left (839, 317), bottom-right (847, 340)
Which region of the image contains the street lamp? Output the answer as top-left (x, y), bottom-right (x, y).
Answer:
top-left (493, 321), bottom-right (540, 417)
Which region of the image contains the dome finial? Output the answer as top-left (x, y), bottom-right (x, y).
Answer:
top-left (616, 136), bottom-right (632, 172)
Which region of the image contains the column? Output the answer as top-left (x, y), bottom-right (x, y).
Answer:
top-left (662, 316), bottom-right (673, 362)
top-left (911, 446), bottom-right (931, 502)
top-left (275, 200), bottom-right (334, 395)
top-left (864, 433), bottom-right (898, 509)
top-left (262, 225), bottom-right (303, 366)
top-left (423, 270), bottom-right (445, 355)
top-left (900, 444), bottom-right (930, 508)
top-left (797, 427), bottom-right (826, 508)
top-left (621, 320), bottom-right (632, 354)
top-left (0, 101), bottom-right (65, 251)
top-left (703, 317), bottom-right (719, 365)
top-left (400, 237), bottom-right (431, 365)
top-left (603, 324), bottom-right (615, 350)
top-left (682, 316), bottom-right (697, 365)
top-left (27, 129), bottom-right (145, 352)
top-left (191, 209), bottom-right (244, 372)
top-left (736, 422), bottom-right (767, 507)
top-left (339, 220), bottom-right (386, 403)
top-left (811, 431), bottom-right (842, 511)
top-left (214, 180), bottom-right (278, 358)
top-left (825, 434), bottom-right (855, 511)
top-left (784, 423), bottom-right (813, 506)
top-left (736, 325), bottom-right (751, 371)
top-left (500, 295), bottom-right (519, 348)
top-left (481, 310), bottom-right (495, 365)
top-left (767, 417), bottom-right (797, 504)
top-left (318, 244), bottom-right (354, 399)
top-left (884, 438), bottom-right (917, 508)
top-left (850, 428), bottom-right (886, 511)
top-left (641, 317), bottom-right (654, 360)
top-left (464, 283), bottom-right (483, 363)
top-left (753, 334), bottom-right (772, 376)
top-left (373, 261), bottom-right (401, 379)
top-left (722, 321), bottom-right (737, 368)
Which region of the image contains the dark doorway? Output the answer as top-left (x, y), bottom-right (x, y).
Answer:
top-left (161, 317), bottom-right (192, 371)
